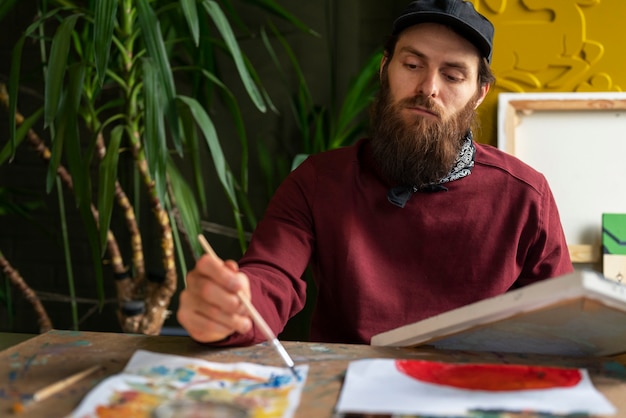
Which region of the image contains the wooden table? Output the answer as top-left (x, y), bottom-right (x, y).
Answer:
top-left (2, 330), bottom-right (626, 417)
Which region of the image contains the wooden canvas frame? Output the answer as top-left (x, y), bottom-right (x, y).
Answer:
top-left (371, 270), bottom-right (626, 357)
top-left (497, 92), bottom-right (626, 264)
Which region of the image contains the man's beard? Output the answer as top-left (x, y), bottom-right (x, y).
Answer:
top-left (369, 73), bottom-right (480, 188)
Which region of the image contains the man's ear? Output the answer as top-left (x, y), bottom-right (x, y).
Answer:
top-left (379, 54), bottom-right (389, 81)
top-left (474, 84), bottom-right (490, 109)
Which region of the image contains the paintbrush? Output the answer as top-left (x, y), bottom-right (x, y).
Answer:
top-left (197, 234), bottom-right (299, 379)
top-left (12, 364), bottom-right (102, 414)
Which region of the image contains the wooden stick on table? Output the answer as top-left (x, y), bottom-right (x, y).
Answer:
top-left (12, 365), bottom-right (102, 414)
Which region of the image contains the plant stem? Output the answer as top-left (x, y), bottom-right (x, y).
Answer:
top-left (117, 0), bottom-right (177, 334)
top-left (0, 250), bottom-right (53, 333)
top-left (56, 177), bottom-right (79, 330)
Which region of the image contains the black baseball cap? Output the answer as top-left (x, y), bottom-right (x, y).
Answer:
top-left (392, 0), bottom-right (494, 63)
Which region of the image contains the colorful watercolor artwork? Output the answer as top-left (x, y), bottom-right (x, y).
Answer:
top-left (69, 350), bottom-right (308, 418)
top-left (335, 359), bottom-right (616, 416)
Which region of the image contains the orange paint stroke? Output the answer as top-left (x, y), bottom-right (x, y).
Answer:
top-left (194, 366), bottom-right (267, 382)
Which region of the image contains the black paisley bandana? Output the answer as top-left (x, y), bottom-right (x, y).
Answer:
top-left (387, 131), bottom-right (476, 207)
top-left (438, 130), bottom-right (475, 186)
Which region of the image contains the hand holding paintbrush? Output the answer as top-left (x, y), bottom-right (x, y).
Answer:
top-left (194, 234), bottom-right (298, 378)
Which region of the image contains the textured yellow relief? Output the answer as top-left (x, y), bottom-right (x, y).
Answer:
top-left (468, 0), bottom-right (626, 145)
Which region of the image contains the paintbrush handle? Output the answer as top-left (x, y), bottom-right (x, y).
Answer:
top-left (236, 291), bottom-right (275, 340)
top-left (237, 292), bottom-right (295, 368)
top-left (270, 337), bottom-right (296, 369)
top-left (33, 365), bottom-right (102, 402)
top-left (197, 234), bottom-right (219, 260)
top-left (236, 291), bottom-right (295, 368)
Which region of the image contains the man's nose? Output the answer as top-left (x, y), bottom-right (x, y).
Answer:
top-left (416, 71), bottom-right (438, 98)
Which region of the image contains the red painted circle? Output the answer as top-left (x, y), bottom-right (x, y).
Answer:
top-left (395, 360), bottom-right (582, 391)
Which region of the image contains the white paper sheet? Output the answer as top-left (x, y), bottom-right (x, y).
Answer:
top-left (70, 349), bottom-right (308, 418)
top-left (335, 359), bottom-right (616, 416)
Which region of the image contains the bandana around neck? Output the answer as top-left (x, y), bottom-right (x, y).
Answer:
top-left (386, 131), bottom-right (476, 208)
top-left (439, 131), bottom-right (476, 185)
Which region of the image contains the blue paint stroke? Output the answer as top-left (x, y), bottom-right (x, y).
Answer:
top-left (0, 388), bottom-right (34, 403)
top-left (241, 373), bottom-right (293, 394)
top-left (150, 365), bottom-right (172, 376)
top-left (70, 340), bottom-right (91, 346)
top-left (51, 340), bottom-right (92, 348)
top-left (0, 388), bottom-right (20, 401)
top-left (8, 370), bottom-right (17, 383)
top-left (603, 361), bottom-right (626, 379)
top-left (173, 367), bottom-right (196, 383)
top-left (144, 366), bottom-right (196, 384)
top-left (22, 354), bottom-right (38, 374)
top-left (39, 341), bottom-right (92, 357)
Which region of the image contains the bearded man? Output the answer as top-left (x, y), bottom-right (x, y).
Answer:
top-left (178, 0), bottom-right (573, 346)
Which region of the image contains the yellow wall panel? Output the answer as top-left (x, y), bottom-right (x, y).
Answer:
top-left (469, 0), bottom-right (626, 145)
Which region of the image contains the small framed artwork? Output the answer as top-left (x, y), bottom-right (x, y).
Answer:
top-left (497, 92), bottom-right (626, 266)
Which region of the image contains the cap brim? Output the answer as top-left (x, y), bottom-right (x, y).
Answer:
top-left (393, 11), bottom-right (492, 62)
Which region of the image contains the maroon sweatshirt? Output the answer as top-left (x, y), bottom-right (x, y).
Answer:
top-left (222, 138), bottom-right (573, 345)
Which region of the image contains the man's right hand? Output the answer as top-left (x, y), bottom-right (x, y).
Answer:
top-left (177, 254), bottom-right (253, 343)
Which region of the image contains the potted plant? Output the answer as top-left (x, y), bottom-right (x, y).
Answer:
top-left (0, 0), bottom-right (315, 335)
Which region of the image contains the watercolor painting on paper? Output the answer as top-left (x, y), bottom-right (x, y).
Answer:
top-left (335, 359), bottom-right (616, 417)
top-left (70, 350), bottom-right (308, 418)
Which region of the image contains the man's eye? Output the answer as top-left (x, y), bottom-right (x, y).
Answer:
top-left (444, 73), bottom-right (464, 82)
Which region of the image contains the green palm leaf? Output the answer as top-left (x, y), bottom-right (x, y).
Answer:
top-left (0, 108), bottom-right (43, 165)
top-left (0, 0), bottom-right (18, 21)
top-left (181, 0), bottom-right (200, 46)
top-left (329, 51), bottom-right (381, 149)
top-left (136, 0), bottom-right (182, 153)
top-left (176, 95), bottom-right (238, 209)
top-left (98, 125), bottom-right (123, 251)
top-left (93, 0), bottom-right (117, 87)
top-left (142, 57), bottom-right (168, 204)
top-left (61, 64), bottom-right (89, 208)
top-left (8, 11), bottom-right (56, 156)
top-left (245, 0), bottom-right (319, 36)
top-left (166, 158), bottom-right (202, 256)
top-left (201, 0), bottom-right (266, 112)
top-left (179, 101), bottom-right (206, 214)
top-left (44, 13), bottom-right (81, 127)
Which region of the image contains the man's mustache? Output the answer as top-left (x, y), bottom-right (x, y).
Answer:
top-left (399, 95), bottom-right (443, 118)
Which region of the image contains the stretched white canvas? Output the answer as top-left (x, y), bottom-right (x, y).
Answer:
top-left (497, 91), bottom-right (626, 263)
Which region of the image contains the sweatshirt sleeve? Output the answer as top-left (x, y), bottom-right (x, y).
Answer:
top-left (209, 158), bottom-right (317, 346)
top-left (515, 176), bottom-right (574, 288)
